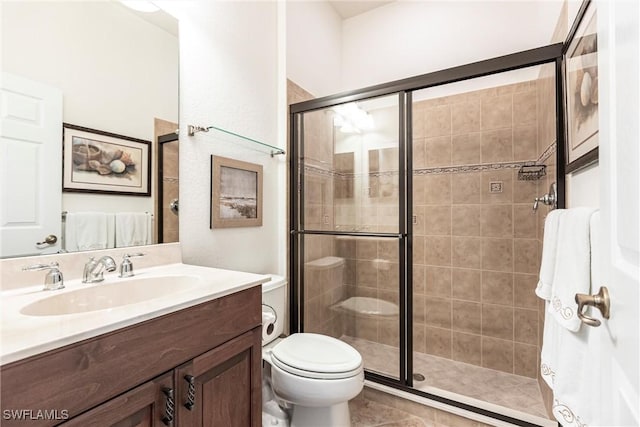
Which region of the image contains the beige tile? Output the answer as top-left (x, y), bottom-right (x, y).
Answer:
top-left (482, 304), bottom-right (514, 340)
top-left (356, 260), bottom-right (377, 287)
top-left (378, 264), bottom-right (399, 290)
top-left (413, 176), bottom-right (427, 205)
top-left (425, 266), bottom-right (452, 297)
top-left (481, 94), bottom-right (512, 130)
top-left (413, 138), bottom-right (427, 169)
top-left (452, 204), bottom-right (481, 237)
top-left (514, 343), bottom-right (538, 378)
top-left (452, 332), bottom-right (482, 366)
top-left (452, 268), bottom-right (481, 302)
top-left (413, 264), bottom-right (426, 294)
top-left (357, 239), bottom-right (378, 260)
top-left (482, 336), bottom-right (514, 374)
top-left (349, 397), bottom-right (420, 427)
top-left (424, 174), bottom-right (452, 205)
top-left (413, 104), bottom-right (426, 139)
top-left (424, 205), bottom-right (452, 236)
top-left (414, 235), bottom-right (425, 265)
top-left (513, 90), bottom-right (537, 126)
top-left (452, 172), bottom-right (481, 204)
top-left (426, 136), bottom-right (452, 167)
top-left (481, 128), bottom-right (513, 163)
top-left (425, 326), bottom-right (452, 358)
top-left (514, 308), bottom-right (538, 345)
top-left (451, 236), bottom-right (481, 269)
top-left (513, 125), bottom-right (538, 161)
top-left (513, 172), bottom-right (539, 204)
top-left (514, 273), bottom-right (539, 309)
top-left (513, 204), bottom-right (537, 238)
top-left (413, 205), bottom-right (426, 236)
top-left (481, 271), bottom-right (514, 306)
top-left (414, 294), bottom-right (426, 323)
top-left (413, 324), bottom-right (426, 353)
top-left (378, 239), bottom-right (399, 262)
top-left (480, 205), bottom-right (513, 237)
top-left (425, 105), bottom-right (452, 137)
top-left (481, 169), bottom-right (513, 205)
top-left (481, 238), bottom-right (513, 272)
top-left (435, 410), bottom-right (487, 427)
top-left (514, 239), bottom-right (539, 274)
top-left (425, 236), bottom-right (451, 266)
top-left (452, 300), bottom-right (481, 334)
top-left (425, 297), bottom-right (452, 328)
top-left (451, 132), bottom-right (481, 165)
top-left (451, 100), bottom-right (481, 135)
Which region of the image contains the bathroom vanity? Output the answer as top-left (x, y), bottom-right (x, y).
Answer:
top-left (0, 261), bottom-right (266, 427)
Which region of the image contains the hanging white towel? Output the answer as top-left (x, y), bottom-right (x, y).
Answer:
top-left (64, 212), bottom-right (115, 252)
top-left (115, 212), bottom-right (151, 248)
top-left (537, 207), bottom-right (598, 332)
top-left (540, 211), bottom-right (601, 427)
top-left (535, 209), bottom-right (563, 299)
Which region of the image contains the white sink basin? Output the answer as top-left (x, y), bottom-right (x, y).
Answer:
top-left (20, 275), bottom-right (202, 316)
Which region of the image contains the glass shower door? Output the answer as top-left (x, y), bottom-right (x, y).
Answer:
top-left (291, 93), bottom-right (409, 383)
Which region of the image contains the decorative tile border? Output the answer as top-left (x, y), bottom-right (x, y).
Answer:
top-left (163, 177), bottom-right (179, 184)
top-left (303, 156), bottom-right (556, 178)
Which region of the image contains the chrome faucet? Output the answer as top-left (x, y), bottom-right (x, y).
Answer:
top-left (83, 256), bottom-right (117, 283)
top-left (23, 262), bottom-right (64, 291)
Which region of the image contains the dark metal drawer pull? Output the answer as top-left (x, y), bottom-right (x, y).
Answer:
top-left (184, 375), bottom-right (196, 410)
top-left (162, 387), bottom-right (175, 426)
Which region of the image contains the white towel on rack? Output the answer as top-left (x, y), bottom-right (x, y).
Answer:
top-left (64, 212), bottom-right (115, 252)
top-left (540, 211), bottom-right (601, 427)
top-left (115, 212), bottom-right (151, 248)
top-left (536, 207), bottom-right (598, 332)
top-left (535, 209), bottom-right (563, 299)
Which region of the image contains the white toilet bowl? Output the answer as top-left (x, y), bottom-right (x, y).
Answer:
top-left (264, 333), bottom-right (364, 427)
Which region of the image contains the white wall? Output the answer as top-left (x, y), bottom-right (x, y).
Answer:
top-left (162, 1), bottom-right (285, 274)
top-left (2, 1), bottom-right (179, 216)
top-left (286, 0), bottom-right (343, 97)
top-left (341, 0), bottom-right (564, 91)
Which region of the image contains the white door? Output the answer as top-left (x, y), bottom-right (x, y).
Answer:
top-left (596, 0), bottom-right (640, 424)
top-left (0, 72), bottom-right (63, 257)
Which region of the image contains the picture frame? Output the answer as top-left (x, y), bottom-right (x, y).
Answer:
top-left (63, 123), bottom-right (151, 196)
top-left (210, 155), bottom-right (263, 228)
top-left (564, 0), bottom-right (599, 173)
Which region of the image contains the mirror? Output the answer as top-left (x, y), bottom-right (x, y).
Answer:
top-left (1, 1), bottom-right (179, 258)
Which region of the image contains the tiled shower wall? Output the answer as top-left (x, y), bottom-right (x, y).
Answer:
top-left (411, 80), bottom-right (545, 378)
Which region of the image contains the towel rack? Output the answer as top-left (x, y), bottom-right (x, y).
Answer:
top-left (61, 211), bottom-right (154, 219)
top-left (533, 182), bottom-right (557, 211)
top-left (187, 124), bottom-right (285, 157)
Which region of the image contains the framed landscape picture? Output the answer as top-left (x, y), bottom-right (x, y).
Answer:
top-left (210, 155), bottom-right (263, 228)
top-left (62, 124), bottom-right (151, 196)
top-left (564, 0), bottom-right (599, 172)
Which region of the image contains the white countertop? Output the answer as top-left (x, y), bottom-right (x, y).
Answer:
top-left (0, 263), bottom-right (269, 365)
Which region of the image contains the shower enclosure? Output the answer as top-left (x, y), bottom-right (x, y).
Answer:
top-left (290, 45), bottom-right (564, 425)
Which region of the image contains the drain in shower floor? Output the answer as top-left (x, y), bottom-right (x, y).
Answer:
top-left (413, 373), bottom-right (426, 382)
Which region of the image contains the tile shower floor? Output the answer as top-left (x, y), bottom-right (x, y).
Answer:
top-left (343, 336), bottom-right (551, 420)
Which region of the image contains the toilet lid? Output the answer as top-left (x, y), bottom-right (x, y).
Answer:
top-left (271, 333), bottom-right (362, 379)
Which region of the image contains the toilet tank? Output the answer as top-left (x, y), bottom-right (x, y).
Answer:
top-left (262, 274), bottom-right (286, 345)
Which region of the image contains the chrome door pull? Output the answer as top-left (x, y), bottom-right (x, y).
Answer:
top-left (575, 286), bottom-right (610, 327)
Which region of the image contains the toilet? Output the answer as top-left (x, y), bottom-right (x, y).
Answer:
top-left (262, 275), bottom-right (364, 427)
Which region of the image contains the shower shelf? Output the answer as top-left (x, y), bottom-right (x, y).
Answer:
top-left (187, 124), bottom-right (285, 157)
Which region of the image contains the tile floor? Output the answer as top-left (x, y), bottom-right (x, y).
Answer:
top-left (344, 336), bottom-right (551, 420)
top-left (349, 387), bottom-right (494, 427)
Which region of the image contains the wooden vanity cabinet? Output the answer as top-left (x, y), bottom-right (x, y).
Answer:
top-left (0, 286), bottom-right (262, 427)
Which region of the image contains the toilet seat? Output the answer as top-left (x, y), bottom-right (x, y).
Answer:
top-left (270, 333), bottom-right (363, 380)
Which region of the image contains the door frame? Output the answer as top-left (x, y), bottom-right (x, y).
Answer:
top-left (289, 43), bottom-right (565, 427)
top-left (157, 132), bottom-right (179, 244)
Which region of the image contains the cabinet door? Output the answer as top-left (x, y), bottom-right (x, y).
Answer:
top-left (61, 372), bottom-right (175, 427)
top-left (176, 328), bottom-right (262, 427)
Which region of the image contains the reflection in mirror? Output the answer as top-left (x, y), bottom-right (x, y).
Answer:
top-left (0, 1), bottom-right (178, 258)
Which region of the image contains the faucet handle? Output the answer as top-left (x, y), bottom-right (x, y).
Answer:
top-left (120, 253), bottom-right (145, 278)
top-left (22, 262), bottom-right (64, 291)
